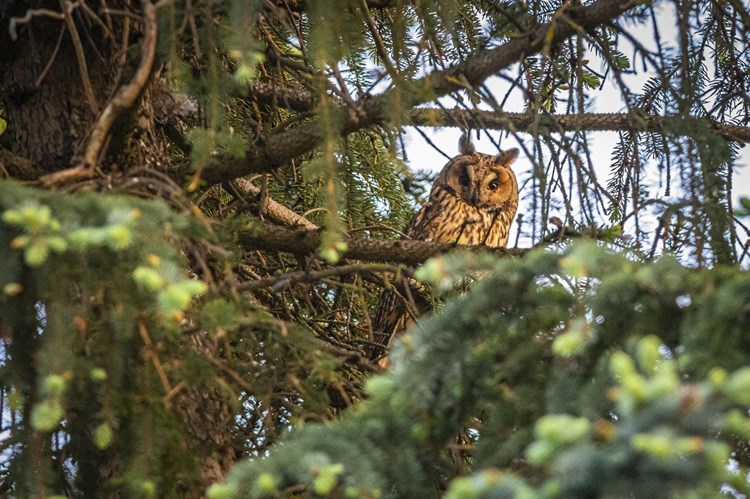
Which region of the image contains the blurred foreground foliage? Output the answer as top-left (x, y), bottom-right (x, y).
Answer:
top-left (214, 243), bottom-right (750, 498)
top-left (0, 182), bottom-right (340, 496)
top-left (3, 183), bottom-right (750, 497)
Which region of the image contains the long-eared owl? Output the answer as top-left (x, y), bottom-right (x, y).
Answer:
top-left (369, 137), bottom-right (519, 364)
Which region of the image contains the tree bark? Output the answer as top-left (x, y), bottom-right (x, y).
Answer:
top-left (0, 0), bottom-right (104, 172)
top-left (240, 222), bottom-right (529, 266)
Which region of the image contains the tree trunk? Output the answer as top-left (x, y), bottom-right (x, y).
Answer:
top-left (0, 0), bottom-right (166, 176)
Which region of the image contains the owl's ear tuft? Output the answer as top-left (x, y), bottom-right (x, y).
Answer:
top-left (496, 148), bottom-right (519, 166)
top-left (458, 134), bottom-right (476, 155)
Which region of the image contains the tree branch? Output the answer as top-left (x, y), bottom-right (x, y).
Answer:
top-left (238, 263), bottom-right (403, 292)
top-left (17, 103), bottom-right (749, 184)
top-left (246, 81), bottom-right (316, 112)
top-left (410, 108), bottom-right (750, 143)
top-left (237, 80), bottom-right (750, 144)
top-left (231, 178), bottom-right (318, 229)
top-left (267, 0), bottom-right (394, 11)
top-left (197, 0), bottom-right (640, 186)
top-left (239, 223), bottom-right (528, 266)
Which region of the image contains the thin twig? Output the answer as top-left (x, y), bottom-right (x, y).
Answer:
top-left (9, 7), bottom-right (66, 40)
top-left (239, 263), bottom-right (406, 292)
top-left (137, 321), bottom-right (173, 395)
top-left (205, 355), bottom-right (255, 395)
top-left (60, 0), bottom-right (99, 113)
top-left (34, 24), bottom-right (67, 87)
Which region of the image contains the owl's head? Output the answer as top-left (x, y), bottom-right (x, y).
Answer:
top-left (435, 138), bottom-right (519, 210)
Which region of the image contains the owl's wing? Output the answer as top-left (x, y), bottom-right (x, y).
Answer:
top-left (369, 287), bottom-right (411, 362)
top-left (369, 195), bottom-right (448, 362)
top-left (404, 197), bottom-right (444, 241)
top-left (369, 274), bottom-right (431, 363)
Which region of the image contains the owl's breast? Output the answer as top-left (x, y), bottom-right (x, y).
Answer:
top-left (453, 204), bottom-right (509, 246)
top-left (406, 188), bottom-right (516, 248)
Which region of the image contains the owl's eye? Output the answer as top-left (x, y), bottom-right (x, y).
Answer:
top-left (459, 173), bottom-right (470, 186)
top-left (488, 179), bottom-right (499, 191)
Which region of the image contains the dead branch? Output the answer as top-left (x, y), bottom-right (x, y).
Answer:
top-left (8, 6), bottom-right (66, 40)
top-left (239, 263), bottom-right (405, 292)
top-left (231, 178), bottom-right (318, 229)
top-left (59, 0), bottom-right (99, 114)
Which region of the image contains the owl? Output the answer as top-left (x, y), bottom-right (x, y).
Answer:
top-left (369, 137), bottom-right (519, 364)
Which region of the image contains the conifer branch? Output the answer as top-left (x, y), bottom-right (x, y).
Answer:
top-left (247, 81), bottom-right (316, 112)
top-left (239, 81), bottom-right (750, 144)
top-left (239, 223), bottom-right (528, 265)
top-left (197, 0), bottom-right (640, 186)
top-left (410, 108), bottom-right (750, 143)
top-left (267, 0), bottom-right (393, 11)
top-left (238, 263), bottom-right (402, 292)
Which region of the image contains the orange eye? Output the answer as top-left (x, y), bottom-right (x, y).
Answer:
top-left (459, 173), bottom-right (470, 186)
top-left (488, 179), bottom-right (499, 190)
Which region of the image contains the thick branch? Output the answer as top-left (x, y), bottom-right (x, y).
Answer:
top-left (17, 105), bottom-right (749, 184)
top-left (237, 82), bottom-right (750, 143)
top-left (198, 0), bottom-right (639, 186)
top-left (240, 223), bottom-right (528, 266)
top-left (246, 81), bottom-right (316, 112)
top-left (82, 0), bottom-right (158, 166)
top-left (411, 109), bottom-right (750, 143)
top-left (237, 80), bottom-right (750, 142)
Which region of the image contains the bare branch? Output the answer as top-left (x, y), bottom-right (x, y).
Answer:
top-left (410, 109), bottom-right (750, 143)
top-left (59, 0), bottom-right (99, 114)
top-left (8, 6), bottom-right (66, 40)
top-left (238, 263), bottom-right (404, 292)
top-left (266, 0), bottom-right (394, 11)
top-left (231, 178), bottom-right (318, 229)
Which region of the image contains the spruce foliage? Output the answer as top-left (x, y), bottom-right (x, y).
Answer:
top-left (218, 245), bottom-right (750, 497)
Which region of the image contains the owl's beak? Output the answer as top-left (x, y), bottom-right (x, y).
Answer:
top-left (470, 193), bottom-right (478, 206)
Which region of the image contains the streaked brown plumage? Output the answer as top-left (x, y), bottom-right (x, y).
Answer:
top-left (369, 138), bottom-right (519, 364)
